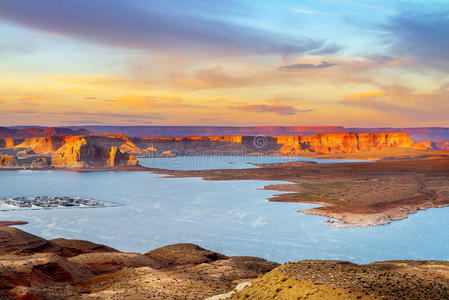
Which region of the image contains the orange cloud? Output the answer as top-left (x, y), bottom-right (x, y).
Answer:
top-left (43, 74), bottom-right (124, 86)
top-left (115, 96), bottom-right (151, 109)
top-left (229, 104), bottom-right (312, 115)
top-left (344, 91), bottom-right (385, 100)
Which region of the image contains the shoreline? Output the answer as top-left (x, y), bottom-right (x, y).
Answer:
top-left (2, 157), bottom-right (449, 228)
top-left (147, 158), bottom-right (449, 228)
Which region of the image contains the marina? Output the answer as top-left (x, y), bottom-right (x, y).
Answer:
top-left (0, 196), bottom-right (104, 208)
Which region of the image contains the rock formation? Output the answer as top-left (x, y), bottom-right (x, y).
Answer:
top-left (0, 155), bottom-right (19, 168)
top-left (14, 136), bottom-right (67, 154)
top-left (0, 132), bottom-right (445, 169)
top-left (30, 157), bottom-right (50, 168)
top-left (0, 138), bottom-right (15, 149)
top-left (276, 132), bottom-right (418, 154)
top-left (51, 136), bottom-right (139, 168)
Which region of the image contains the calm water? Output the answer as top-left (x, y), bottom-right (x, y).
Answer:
top-left (139, 155), bottom-right (370, 170)
top-left (0, 157), bottom-right (447, 264)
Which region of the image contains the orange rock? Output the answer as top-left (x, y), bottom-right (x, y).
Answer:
top-left (51, 136), bottom-right (140, 168)
top-left (276, 132), bottom-right (418, 154)
top-left (0, 155), bottom-right (19, 167)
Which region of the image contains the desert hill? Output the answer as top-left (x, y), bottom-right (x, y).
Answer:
top-left (0, 226), bottom-right (277, 300)
top-left (0, 226), bottom-right (448, 299)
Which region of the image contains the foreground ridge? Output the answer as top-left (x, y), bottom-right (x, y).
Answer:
top-left (0, 226), bottom-right (447, 299)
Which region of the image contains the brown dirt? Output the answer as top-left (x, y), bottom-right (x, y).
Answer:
top-left (229, 260), bottom-right (449, 299)
top-left (0, 228), bottom-right (278, 299)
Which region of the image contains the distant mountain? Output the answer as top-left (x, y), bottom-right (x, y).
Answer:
top-left (0, 127), bottom-right (89, 138)
top-left (349, 127), bottom-right (449, 141)
top-left (65, 126), bottom-right (348, 137)
top-left (67, 126), bottom-right (449, 141)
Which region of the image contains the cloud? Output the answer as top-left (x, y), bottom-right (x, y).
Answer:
top-left (383, 8), bottom-right (449, 61)
top-left (0, 109), bottom-right (36, 115)
top-left (0, 0), bottom-right (337, 56)
top-left (341, 84), bottom-right (449, 122)
top-left (229, 104), bottom-right (312, 115)
top-left (43, 74), bottom-right (124, 86)
top-left (343, 91), bottom-right (385, 100)
top-left (46, 110), bottom-right (165, 121)
top-left (290, 8), bottom-right (340, 17)
top-left (279, 61), bottom-right (337, 72)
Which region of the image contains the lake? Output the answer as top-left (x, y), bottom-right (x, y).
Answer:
top-left (0, 156), bottom-right (447, 264)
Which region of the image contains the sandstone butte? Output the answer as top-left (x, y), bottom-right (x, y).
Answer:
top-left (50, 136), bottom-right (139, 168)
top-left (0, 132), bottom-right (445, 169)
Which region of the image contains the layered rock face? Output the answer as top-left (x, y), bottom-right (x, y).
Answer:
top-left (276, 132), bottom-right (417, 154)
top-left (132, 132), bottom-right (422, 156)
top-left (51, 136), bottom-right (139, 168)
top-left (0, 132), bottom-right (430, 161)
top-left (14, 136), bottom-right (67, 154)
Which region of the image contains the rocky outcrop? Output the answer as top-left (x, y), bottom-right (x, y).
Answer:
top-left (0, 138), bottom-right (15, 149)
top-left (51, 136), bottom-right (139, 168)
top-left (14, 136), bottom-right (67, 154)
top-left (0, 155), bottom-right (19, 168)
top-left (0, 227), bottom-right (278, 299)
top-left (30, 157), bottom-right (50, 168)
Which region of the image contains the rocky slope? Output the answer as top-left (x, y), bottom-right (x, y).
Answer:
top-left (0, 227), bottom-right (448, 299)
top-left (229, 260), bottom-right (449, 299)
top-left (0, 227), bottom-right (277, 299)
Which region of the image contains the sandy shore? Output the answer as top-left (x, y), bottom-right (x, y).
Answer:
top-left (0, 221), bottom-right (28, 227)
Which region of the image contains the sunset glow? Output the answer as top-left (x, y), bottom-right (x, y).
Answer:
top-left (0, 0), bottom-right (448, 126)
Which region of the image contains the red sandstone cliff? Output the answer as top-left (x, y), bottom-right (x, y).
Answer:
top-left (51, 136), bottom-right (139, 168)
top-left (276, 132), bottom-right (418, 154)
top-left (0, 132), bottom-right (440, 168)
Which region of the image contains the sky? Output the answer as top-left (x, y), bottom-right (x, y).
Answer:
top-left (0, 0), bottom-right (448, 127)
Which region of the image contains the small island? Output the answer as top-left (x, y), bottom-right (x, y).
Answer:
top-left (0, 196), bottom-right (104, 208)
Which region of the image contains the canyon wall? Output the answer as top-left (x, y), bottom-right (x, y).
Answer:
top-left (0, 132), bottom-right (437, 168)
